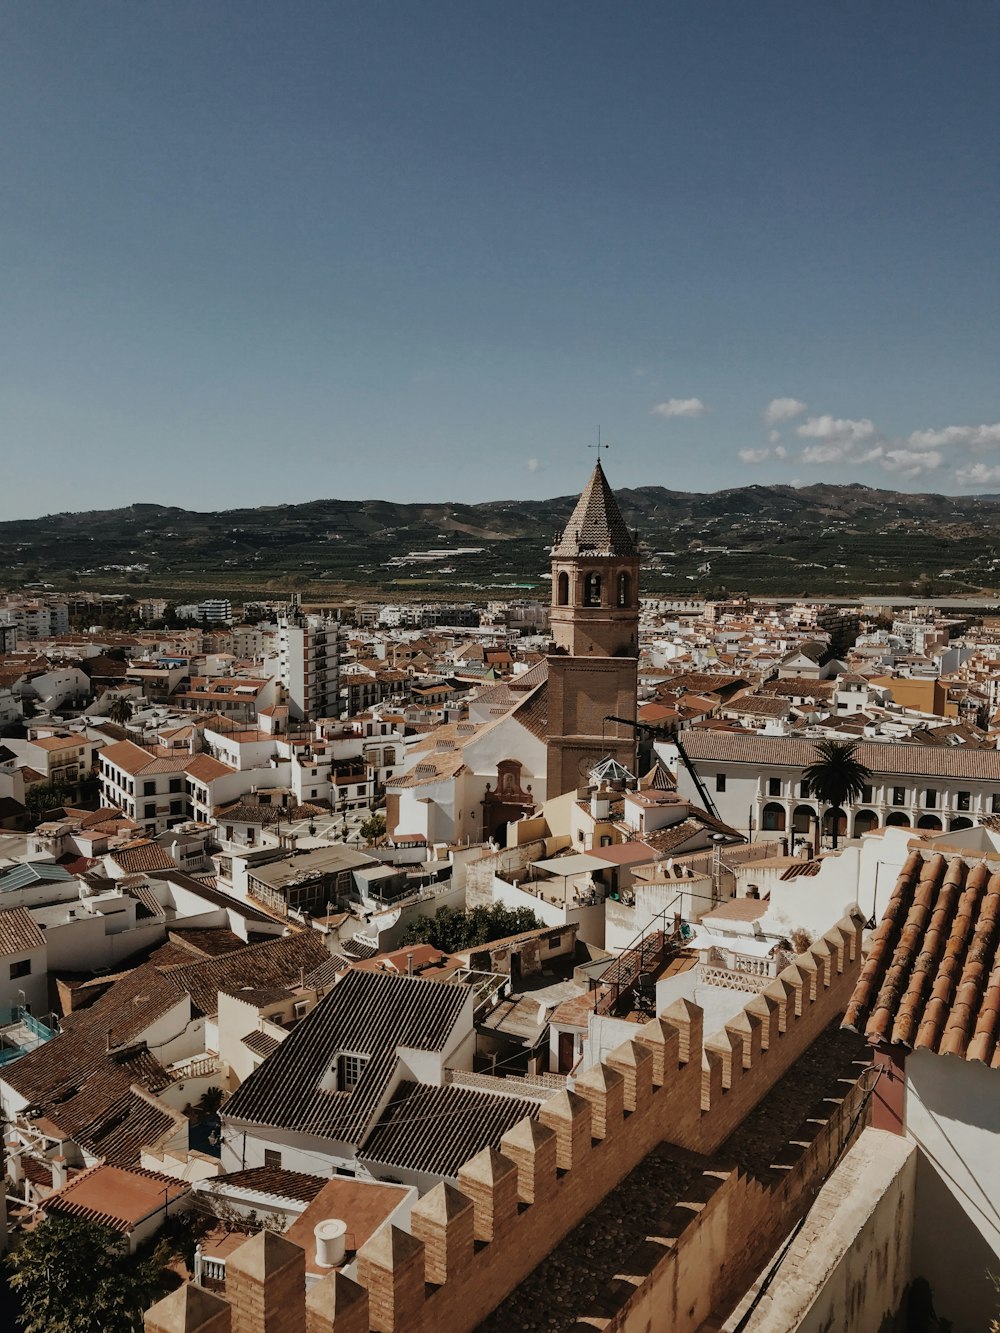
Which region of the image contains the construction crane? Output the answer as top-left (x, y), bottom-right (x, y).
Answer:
top-left (603, 714), bottom-right (721, 820)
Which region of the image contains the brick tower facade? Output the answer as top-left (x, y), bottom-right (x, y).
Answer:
top-left (546, 460), bottom-right (639, 796)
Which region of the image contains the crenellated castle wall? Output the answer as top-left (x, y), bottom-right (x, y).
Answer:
top-left (146, 914), bottom-right (864, 1333)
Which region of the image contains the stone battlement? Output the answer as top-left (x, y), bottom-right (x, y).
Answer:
top-left (145, 914), bottom-right (864, 1333)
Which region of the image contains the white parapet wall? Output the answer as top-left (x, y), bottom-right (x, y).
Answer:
top-left (728, 1126), bottom-right (917, 1333)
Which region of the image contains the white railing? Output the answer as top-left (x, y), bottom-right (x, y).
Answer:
top-left (698, 963), bottom-right (769, 994)
top-left (445, 1069), bottom-right (562, 1101)
top-left (166, 1055), bottom-right (222, 1084)
top-left (194, 1247), bottom-right (226, 1286)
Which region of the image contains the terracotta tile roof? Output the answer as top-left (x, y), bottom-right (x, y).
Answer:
top-left (184, 753), bottom-right (235, 783)
top-left (43, 1163), bottom-right (189, 1232)
top-left (682, 731), bottom-right (1000, 781)
top-left (843, 850), bottom-right (1000, 1066)
top-left (109, 840), bottom-right (178, 874)
top-left (158, 932), bottom-right (329, 1020)
top-left (216, 800), bottom-right (286, 826)
top-left (386, 750), bottom-right (467, 789)
top-left (3, 1035), bottom-right (174, 1166)
top-left (639, 760), bottom-right (677, 791)
top-left (100, 740), bottom-right (167, 776)
top-left (725, 695), bottom-right (794, 719)
top-left (242, 1029), bottom-right (283, 1058)
top-left (216, 1166), bottom-right (326, 1203)
top-left (166, 926), bottom-right (249, 958)
top-left (510, 678), bottom-right (548, 742)
top-left (552, 461), bottom-right (638, 558)
top-left (0, 906), bottom-right (46, 955)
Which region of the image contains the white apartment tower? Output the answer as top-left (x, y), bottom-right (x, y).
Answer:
top-left (278, 608), bottom-right (342, 721)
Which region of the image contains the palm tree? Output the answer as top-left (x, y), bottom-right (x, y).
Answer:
top-left (107, 695), bottom-right (133, 728)
top-left (802, 740), bottom-right (872, 850)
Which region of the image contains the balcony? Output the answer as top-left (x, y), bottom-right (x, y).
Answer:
top-left (0, 1008), bottom-right (57, 1067)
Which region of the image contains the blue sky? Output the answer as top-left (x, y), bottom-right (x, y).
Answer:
top-left (2, 2), bottom-right (998, 519)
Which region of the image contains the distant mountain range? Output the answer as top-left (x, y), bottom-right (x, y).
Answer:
top-left (5, 483), bottom-right (1000, 602)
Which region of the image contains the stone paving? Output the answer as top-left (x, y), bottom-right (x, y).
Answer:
top-left (477, 1023), bottom-right (866, 1332)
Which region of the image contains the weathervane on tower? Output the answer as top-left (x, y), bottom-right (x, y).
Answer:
top-left (588, 427), bottom-right (610, 462)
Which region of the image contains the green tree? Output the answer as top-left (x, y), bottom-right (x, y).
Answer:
top-left (359, 812), bottom-right (386, 844)
top-left (399, 902), bottom-right (543, 952)
top-left (198, 1085), bottom-right (225, 1116)
top-left (24, 779), bottom-right (71, 826)
top-left (107, 695), bottom-right (134, 727)
top-left (802, 739), bottom-right (872, 850)
top-left (6, 1215), bottom-right (173, 1333)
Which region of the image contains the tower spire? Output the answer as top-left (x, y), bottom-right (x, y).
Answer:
top-left (553, 458), bottom-right (637, 558)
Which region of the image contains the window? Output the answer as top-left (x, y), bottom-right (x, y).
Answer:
top-left (557, 571), bottom-right (569, 606)
top-left (169, 778), bottom-right (182, 793)
top-left (861, 784), bottom-right (873, 803)
top-left (144, 803), bottom-right (156, 819)
top-left (263, 1149), bottom-right (281, 1170)
top-left (143, 780), bottom-right (155, 796)
top-left (169, 800), bottom-right (183, 815)
top-left (335, 1053), bottom-right (368, 1092)
top-left (715, 773), bottom-right (727, 793)
top-left (617, 572), bottom-right (631, 607)
top-left (767, 778), bottom-right (781, 797)
top-left (584, 573), bottom-right (602, 607)
top-left (892, 787), bottom-right (906, 806)
top-left (9, 958), bottom-right (31, 979)
top-left (957, 790), bottom-right (971, 811)
top-left (925, 788), bottom-right (937, 809)
top-left (993, 793), bottom-right (1000, 814)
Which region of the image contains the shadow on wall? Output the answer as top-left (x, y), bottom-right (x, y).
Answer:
top-left (910, 1150), bottom-right (1000, 1333)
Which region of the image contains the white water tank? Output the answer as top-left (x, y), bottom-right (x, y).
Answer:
top-left (314, 1218), bottom-right (348, 1268)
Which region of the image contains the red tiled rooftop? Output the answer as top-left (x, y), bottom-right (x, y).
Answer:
top-left (844, 849), bottom-right (1000, 1066)
top-left (43, 1163), bottom-right (190, 1232)
top-left (284, 1176), bottom-right (410, 1272)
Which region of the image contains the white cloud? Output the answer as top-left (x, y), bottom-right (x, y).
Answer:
top-left (796, 415), bottom-right (877, 444)
top-left (738, 442), bottom-right (789, 465)
top-left (956, 461), bottom-right (1000, 486)
top-left (651, 397), bottom-right (708, 419)
top-left (768, 429), bottom-right (782, 445)
top-left (526, 458), bottom-right (542, 473)
top-left (800, 441), bottom-right (854, 465)
top-left (764, 397), bottom-right (807, 425)
top-left (908, 423), bottom-right (1000, 451)
top-left (881, 448), bottom-right (942, 478)
top-left (796, 416), bottom-right (881, 467)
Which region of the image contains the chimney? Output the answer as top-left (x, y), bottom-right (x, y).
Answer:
top-left (50, 1155), bottom-right (68, 1190)
top-left (314, 1218), bottom-right (347, 1268)
top-left (6, 1140), bottom-right (23, 1188)
top-left (406, 951), bottom-right (414, 978)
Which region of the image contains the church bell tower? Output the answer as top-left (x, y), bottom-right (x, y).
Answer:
top-left (545, 460), bottom-right (640, 797)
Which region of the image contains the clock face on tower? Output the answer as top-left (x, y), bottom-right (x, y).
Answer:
top-left (578, 754), bottom-right (597, 780)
